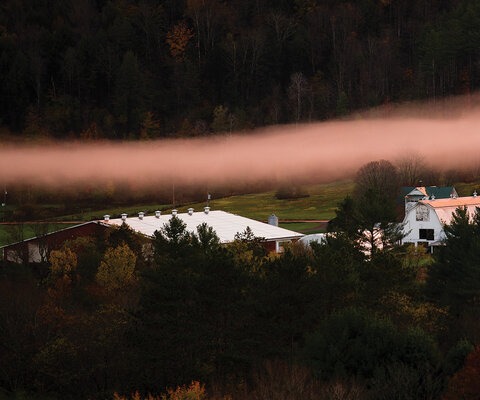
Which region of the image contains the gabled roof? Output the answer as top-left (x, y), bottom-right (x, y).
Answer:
top-left (420, 196), bottom-right (480, 224)
top-left (425, 186), bottom-right (457, 199)
top-left (402, 186), bottom-right (456, 201)
top-left (104, 210), bottom-right (303, 243)
top-left (407, 187), bottom-right (428, 196)
top-left (0, 221), bottom-right (99, 249)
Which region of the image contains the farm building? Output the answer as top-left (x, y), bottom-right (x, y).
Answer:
top-left (1, 221), bottom-right (106, 264)
top-left (104, 208), bottom-right (303, 253)
top-left (402, 193), bottom-right (480, 252)
top-left (1, 208), bottom-right (303, 263)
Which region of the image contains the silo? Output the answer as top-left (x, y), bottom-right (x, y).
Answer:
top-left (268, 214), bottom-right (279, 226)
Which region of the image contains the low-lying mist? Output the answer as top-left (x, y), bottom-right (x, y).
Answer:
top-left (2, 94), bottom-right (480, 191)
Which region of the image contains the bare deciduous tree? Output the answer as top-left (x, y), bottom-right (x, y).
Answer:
top-left (354, 159), bottom-right (399, 200)
top-left (396, 152), bottom-right (428, 186)
top-left (288, 72), bottom-right (309, 122)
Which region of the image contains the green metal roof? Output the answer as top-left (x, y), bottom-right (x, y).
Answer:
top-left (398, 186), bottom-right (456, 204)
top-left (425, 186), bottom-right (456, 199)
top-left (401, 186), bottom-right (456, 199)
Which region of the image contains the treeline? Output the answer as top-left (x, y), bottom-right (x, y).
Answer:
top-left (1, 205), bottom-right (480, 398)
top-left (2, 0), bottom-right (480, 138)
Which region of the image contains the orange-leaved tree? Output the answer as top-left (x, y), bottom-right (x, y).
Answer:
top-left (443, 346), bottom-right (480, 400)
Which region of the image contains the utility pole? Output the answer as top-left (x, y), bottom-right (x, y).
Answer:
top-left (1, 185), bottom-right (6, 222)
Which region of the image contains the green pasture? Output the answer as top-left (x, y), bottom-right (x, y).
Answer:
top-left (54, 179), bottom-right (480, 224)
top-left (279, 221), bottom-right (328, 234)
top-left (59, 180), bottom-right (353, 222)
top-left (453, 181), bottom-right (480, 197)
top-left (183, 180), bottom-right (353, 221)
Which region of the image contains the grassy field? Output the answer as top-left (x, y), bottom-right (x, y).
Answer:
top-left (57, 180), bottom-right (353, 222)
top-left (279, 221), bottom-right (328, 234)
top-left (183, 180), bottom-right (353, 221)
top-left (452, 181), bottom-right (480, 197)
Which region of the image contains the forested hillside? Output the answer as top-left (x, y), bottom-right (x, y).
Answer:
top-left (2, 0), bottom-right (480, 138)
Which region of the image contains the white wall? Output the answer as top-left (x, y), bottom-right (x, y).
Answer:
top-left (402, 203), bottom-right (445, 246)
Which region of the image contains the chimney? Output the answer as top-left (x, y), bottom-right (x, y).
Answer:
top-left (121, 213), bottom-right (127, 221)
top-left (188, 208), bottom-right (194, 215)
top-left (172, 209), bottom-right (178, 216)
top-left (155, 210), bottom-right (161, 218)
top-left (138, 212), bottom-right (144, 220)
top-left (204, 206), bottom-right (210, 214)
top-left (103, 214), bottom-right (110, 221)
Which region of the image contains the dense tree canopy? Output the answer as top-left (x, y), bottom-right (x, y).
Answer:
top-left (0, 210), bottom-right (476, 398)
top-left (1, 0), bottom-right (479, 138)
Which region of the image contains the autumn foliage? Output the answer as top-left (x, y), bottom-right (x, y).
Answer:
top-left (1, 196), bottom-right (480, 399)
top-left (166, 21), bottom-right (194, 62)
top-left (443, 346), bottom-right (480, 400)
top-left (3, 1), bottom-right (480, 138)
top-left (114, 381), bottom-right (206, 400)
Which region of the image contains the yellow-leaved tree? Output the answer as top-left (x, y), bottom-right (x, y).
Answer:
top-left (96, 244), bottom-right (137, 292)
top-left (49, 247), bottom-right (77, 276)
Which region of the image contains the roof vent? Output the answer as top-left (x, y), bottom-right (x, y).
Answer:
top-left (104, 214), bottom-right (110, 221)
top-left (188, 208), bottom-right (194, 215)
top-left (138, 212), bottom-right (144, 220)
top-left (121, 213), bottom-right (127, 221)
top-left (172, 209), bottom-right (178, 216)
top-left (474, 191), bottom-right (478, 197)
top-left (155, 210), bottom-right (161, 218)
top-left (204, 206), bottom-right (210, 214)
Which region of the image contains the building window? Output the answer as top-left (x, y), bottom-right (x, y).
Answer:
top-left (276, 240), bottom-right (291, 253)
top-left (419, 229), bottom-right (434, 241)
top-left (416, 205), bottom-right (430, 221)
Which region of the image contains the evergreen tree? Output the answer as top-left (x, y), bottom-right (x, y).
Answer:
top-left (427, 206), bottom-right (480, 343)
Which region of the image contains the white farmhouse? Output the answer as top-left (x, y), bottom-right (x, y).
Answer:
top-left (402, 194), bottom-right (480, 252)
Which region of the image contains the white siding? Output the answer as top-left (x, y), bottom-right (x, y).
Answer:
top-left (402, 203), bottom-right (444, 246)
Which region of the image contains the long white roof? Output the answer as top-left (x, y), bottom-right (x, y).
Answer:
top-left (103, 210), bottom-right (303, 243)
